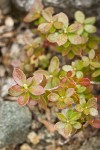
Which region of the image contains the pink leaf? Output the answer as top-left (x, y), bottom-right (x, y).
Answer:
top-left (17, 92), bottom-right (30, 106)
top-left (33, 73), bottom-right (43, 85)
top-left (91, 120), bottom-right (100, 128)
top-left (29, 85), bottom-right (45, 95)
top-left (13, 68), bottom-right (26, 86)
top-left (8, 85), bottom-right (24, 97)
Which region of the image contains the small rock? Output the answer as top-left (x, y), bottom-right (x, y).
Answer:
top-left (1, 77), bottom-right (15, 97)
top-left (0, 101), bottom-right (32, 148)
top-left (0, 148), bottom-right (6, 150)
top-left (27, 131), bottom-right (40, 145)
top-left (20, 143), bottom-right (32, 150)
top-left (5, 16), bottom-right (14, 28)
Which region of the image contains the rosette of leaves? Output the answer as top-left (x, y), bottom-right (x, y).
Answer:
top-left (74, 11), bottom-right (96, 35)
top-left (72, 49), bottom-right (100, 81)
top-left (75, 97), bottom-right (98, 116)
top-left (8, 68), bottom-right (45, 106)
top-left (55, 110), bottom-right (82, 137)
top-left (48, 88), bottom-right (75, 109)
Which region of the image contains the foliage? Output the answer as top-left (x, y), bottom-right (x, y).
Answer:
top-left (8, 0), bottom-right (100, 138)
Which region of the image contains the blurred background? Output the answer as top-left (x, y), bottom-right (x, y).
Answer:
top-left (0, 0), bottom-right (100, 150)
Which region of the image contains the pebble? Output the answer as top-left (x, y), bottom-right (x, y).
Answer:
top-left (5, 16), bottom-right (14, 27)
top-left (27, 132), bottom-right (40, 145)
top-left (20, 143), bottom-right (32, 150)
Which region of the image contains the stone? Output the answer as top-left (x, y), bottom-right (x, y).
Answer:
top-left (27, 131), bottom-right (40, 145)
top-left (79, 136), bottom-right (100, 150)
top-left (20, 143), bottom-right (32, 150)
top-left (5, 16), bottom-right (14, 28)
top-left (0, 101), bottom-right (32, 148)
top-left (0, 0), bottom-right (11, 14)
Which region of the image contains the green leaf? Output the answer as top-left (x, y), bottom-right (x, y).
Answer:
top-left (52, 77), bottom-right (60, 87)
top-left (48, 93), bottom-right (59, 101)
top-left (64, 97), bottom-right (74, 105)
top-left (90, 62), bottom-right (100, 68)
top-left (57, 101), bottom-right (66, 109)
top-left (38, 23), bottom-right (52, 33)
top-left (77, 85), bottom-right (86, 93)
top-left (92, 69), bottom-right (100, 77)
top-left (84, 24), bottom-right (96, 33)
top-left (64, 124), bottom-right (72, 136)
top-left (68, 23), bottom-right (82, 33)
top-left (57, 113), bottom-right (67, 122)
top-left (48, 56), bottom-right (59, 74)
top-left (66, 110), bottom-right (81, 121)
top-left (76, 71), bottom-right (83, 78)
top-left (70, 112), bottom-right (81, 121)
top-left (73, 122), bottom-right (82, 129)
top-left (84, 17), bottom-right (96, 24)
top-left (62, 65), bottom-right (73, 72)
top-left (68, 34), bottom-right (86, 45)
top-left (89, 49), bottom-right (95, 59)
top-left (87, 97), bottom-right (97, 108)
top-left (47, 32), bottom-right (58, 43)
top-left (82, 56), bottom-right (90, 67)
top-left (89, 108), bottom-right (98, 116)
top-left (75, 104), bottom-right (83, 112)
top-left (54, 21), bottom-right (63, 29)
top-left (75, 11), bottom-right (85, 23)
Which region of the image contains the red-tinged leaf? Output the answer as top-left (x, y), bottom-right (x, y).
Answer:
top-left (66, 88), bottom-right (75, 97)
top-left (13, 68), bottom-right (26, 86)
top-left (79, 78), bottom-right (90, 87)
top-left (17, 92), bottom-right (30, 106)
top-left (30, 0), bottom-right (43, 12)
top-left (28, 100), bottom-right (38, 106)
top-left (55, 121), bottom-right (65, 130)
top-left (64, 124), bottom-right (72, 137)
top-left (33, 73), bottom-right (43, 85)
top-left (48, 93), bottom-right (59, 102)
top-left (24, 12), bottom-right (40, 22)
top-left (54, 12), bottom-right (69, 27)
top-left (29, 85), bottom-right (45, 95)
top-left (91, 120), bottom-right (100, 128)
top-left (38, 22), bottom-right (52, 33)
top-left (8, 85), bottom-right (24, 97)
top-left (24, 0), bottom-right (43, 22)
top-left (26, 77), bottom-right (33, 86)
top-left (48, 56), bottom-right (59, 74)
top-left (42, 7), bottom-right (54, 22)
top-left (38, 96), bottom-right (47, 109)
